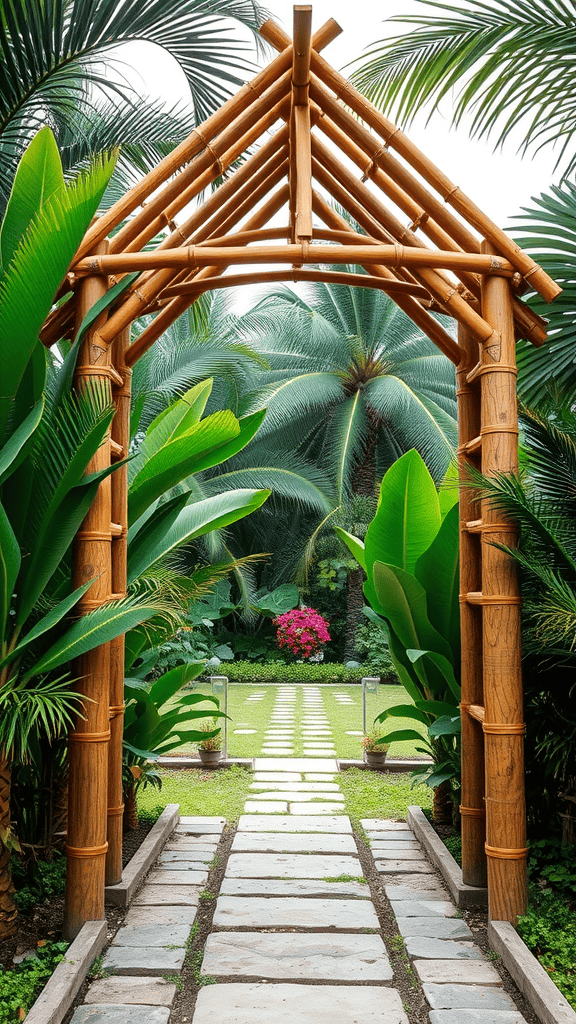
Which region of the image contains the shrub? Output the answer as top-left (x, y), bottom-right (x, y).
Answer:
top-left (12, 855), bottom-right (66, 913)
top-left (211, 662), bottom-right (366, 683)
top-left (517, 887), bottom-right (576, 1009)
top-left (274, 608), bottom-right (330, 659)
top-left (0, 941), bottom-right (68, 1024)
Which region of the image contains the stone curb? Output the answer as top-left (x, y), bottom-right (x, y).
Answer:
top-left (24, 920), bottom-right (107, 1024)
top-left (488, 920), bottom-right (576, 1024)
top-left (158, 757), bottom-right (253, 769)
top-left (339, 758), bottom-right (432, 773)
top-left (105, 803), bottom-right (180, 907)
top-left (407, 805), bottom-right (488, 908)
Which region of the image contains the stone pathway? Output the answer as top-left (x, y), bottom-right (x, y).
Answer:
top-left (73, 744), bottom-right (531, 1024)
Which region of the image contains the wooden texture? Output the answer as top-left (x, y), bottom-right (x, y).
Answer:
top-left (106, 328), bottom-right (131, 886)
top-left (457, 325), bottom-right (487, 888)
top-left (479, 242), bottom-right (527, 924)
top-left (64, 243), bottom-right (111, 939)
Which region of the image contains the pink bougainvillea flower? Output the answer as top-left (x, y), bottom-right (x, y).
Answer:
top-left (274, 607), bottom-right (331, 659)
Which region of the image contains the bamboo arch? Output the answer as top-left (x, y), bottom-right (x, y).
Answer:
top-left (41, 5), bottom-right (560, 938)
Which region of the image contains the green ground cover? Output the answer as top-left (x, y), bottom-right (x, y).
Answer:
top-left (338, 768), bottom-right (431, 829)
top-left (162, 682), bottom-right (427, 759)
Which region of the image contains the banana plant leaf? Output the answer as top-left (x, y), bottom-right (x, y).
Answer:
top-left (406, 648), bottom-right (460, 700)
top-left (334, 527), bottom-right (366, 571)
top-left (372, 561), bottom-right (454, 672)
top-left (148, 662), bottom-right (206, 710)
top-left (414, 503), bottom-right (460, 657)
top-left (0, 578), bottom-right (95, 667)
top-left (0, 398), bottom-right (44, 485)
top-left (0, 500), bottom-right (20, 644)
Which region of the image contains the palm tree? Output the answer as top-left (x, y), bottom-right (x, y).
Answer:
top-left (229, 273), bottom-right (458, 654)
top-left (0, 0), bottom-right (266, 209)
top-left (349, 0), bottom-right (576, 178)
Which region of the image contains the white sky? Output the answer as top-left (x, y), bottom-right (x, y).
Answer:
top-left (123, 0), bottom-right (559, 230)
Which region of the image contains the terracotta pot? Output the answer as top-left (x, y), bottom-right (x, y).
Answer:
top-left (199, 749), bottom-right (222, 768)
top-left (364, 750), bottom-right (387, 770)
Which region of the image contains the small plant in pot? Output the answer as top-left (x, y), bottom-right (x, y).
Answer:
top-left (363, 730), bottom-right (389, 769)
top-left (197, 717), bottom-right (223, 767)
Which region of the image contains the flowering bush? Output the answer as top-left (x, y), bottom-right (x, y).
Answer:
top-left (274, 607), bottom-right (330, 659)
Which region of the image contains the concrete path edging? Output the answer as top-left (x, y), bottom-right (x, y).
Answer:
top-left (489, 919), bottom-right (576, 1024)
top-left (24, 920), bottom-right (107, 1024)
top-left (407, 805), bottom-right (488, 908)
top-left (105, 803), bottom-right (180, 907)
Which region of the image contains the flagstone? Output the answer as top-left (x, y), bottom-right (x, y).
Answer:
top-left (102, 946), bottom-right (185, 975)
top-left (413, 961), bottom-right (502, 985)
top-left (147, 869), bottom-right (208, 885)
top-left (213, 896), bottom-right (379, 930)
top-left (253, 772), bottom-right (302, 782)
top-left (112, 924), bottom-right (189, 948)
top-left (396, 917), bottom-right (473, 940)
top-left (423, 984), bottom-right (518, 1010)
top-left (289, 803), bottom-right (347, 814)
top-left (132, 886), bottom-right (200, 907)
top-left (390, 900), bottom-right (457, 919)
top-left (201, 932), bottom-right (392, 981)
top-left (239, 813), bottom-right (351, 832)
top-left (72, 1008), bottom-right (170, 1024)
top-left (231, 832), bottom-right (357, 854)
top-left (124, 905), bottom-right (198, 927)
top-left (374, 859), bottom-right (434, 873)
top-left (225, 853), bottom-right (362, 878)
top-left (84, 977), bottom-right (177, 1007)
top-left (405, 937), bottom-right (484, 959)
top-left (254, 758), bottom-right (338, 772)
top-left (362, 820), bottom-right (409, 831)
top-left (193, 983), bottom-right (408, 1024)
top-left (249, 782), bottom-right (340, 792)
top-left (243, 801), bottom-right (288, 812)
top-left (249, 791), bottom-right (344, 802)
top-left (220, 877), bottom-right (369, 898)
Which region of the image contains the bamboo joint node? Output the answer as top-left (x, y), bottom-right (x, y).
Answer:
top-left (66, 842), bottom-right (109, 858)
top-left (107, 805), bottom-right (125, 817)
top-left (484, 844), bottom-right (529, 860)
top-left (481, 424), bottom-right (519, 436)
top-left (108, 704), bottom-right (126, 717)
top-left (483, 722), bottom-right (526, 735)
top-left (69, 730), bottom-right (111, 743)
top-left (459, 805), bottom-right (486, 818)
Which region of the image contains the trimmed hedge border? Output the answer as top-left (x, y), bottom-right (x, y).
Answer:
top-left (200, 663), bottom-right (398, 684)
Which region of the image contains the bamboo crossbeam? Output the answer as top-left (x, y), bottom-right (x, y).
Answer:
top-left (261, 15), bottom-right (342, 54)
top-left (292, 6), bottom-right (313, 104)
top-left (160, 268), bottom-right (431, 300)
top-left (124, 185), bottom-right (290, 367)
top-left (311, 191), bottom-right (461, 363)
top-left (76, 244), bottom-right (516, 277)
top-left (308, 53), bottom-right (560, 303)
top-left (107, 75), bottom-right (291, 255)
top-left (293, 103), bottom-right (313, 240)
top-left (96, 151), bottom-right (289, 347)
top-left (73, 46), bottom-right (294, 263)
top-left (195, 226), bottom-right (384, 248)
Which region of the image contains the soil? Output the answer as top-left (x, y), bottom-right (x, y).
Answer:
top-left (0, 820), bottom-right (154, 970)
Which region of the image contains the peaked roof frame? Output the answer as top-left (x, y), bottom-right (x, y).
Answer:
top-left (53, 6), bottom-right (560, 941)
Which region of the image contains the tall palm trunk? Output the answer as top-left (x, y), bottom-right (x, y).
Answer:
top-left (343, 411), bottom-right (379, 661)
top-left (0, 756), bottom-right (18, 939)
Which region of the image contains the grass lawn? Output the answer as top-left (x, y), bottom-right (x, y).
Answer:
top-left (163, 682), bottom-right (427, 759)
top-left (137, 764), bottom-right (431, 826)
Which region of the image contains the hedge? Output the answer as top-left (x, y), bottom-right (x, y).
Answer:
top-left (201, 662), bottom-right (397, 684)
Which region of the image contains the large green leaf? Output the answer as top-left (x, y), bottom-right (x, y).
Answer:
top-left (364, 450), bottom-right (441, 577)
top-left (148, 663), bottom-right (206, 711)
top-left (334, 527), bottom-right (366, 571)
top-left (127, 489), bottom-right (270, 583)
top-left (0, 579), bottom-right (95, 667)
top-left (407, 649), bottom-right (460, 700)
top-left (0, 126), bottom-right (63, 270)
top-left (74, 272), bottom-right (139, 350)
top-left (128, 409), bottom-right (240, 523)
top-left (22, 597), bottom-right (161, 680)
top-left (414, 503), bottom-right (460, 655)
top-left (0, 397), bottom-right (43, 485)
top-left (0, 501), bottom-right (20, 645)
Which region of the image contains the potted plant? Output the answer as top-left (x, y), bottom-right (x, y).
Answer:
top-left (197, 717), bottom-right (223, 767)
top-left (363, 731), bottom-right (389, 770)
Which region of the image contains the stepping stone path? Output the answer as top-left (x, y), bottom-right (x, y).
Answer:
top-left (74, 698), bottom-right (530, 1024)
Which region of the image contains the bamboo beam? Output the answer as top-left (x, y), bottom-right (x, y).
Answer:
top-left (457, 324), bottom-right (487, 889)
top-left (480, 241), bottom-right (527, 925)
top-left (160, 268), bottom-right (431, 301)
top-left (64, 243), bottom-right (112, 940)
top-left (106, 327), bottom-right (131, 886)
top-left (311, 191), bottom-right (461, 364)
top-left (307, 53), bottom-right (560, 303)
top-left (292, 6), bottom-right (312, 104)
top-left (293, 103), bottom-right (313, 240)
top-left (73, 45), bottom-right (294, 262)
top-left (124, 185), bottom-right (290, 367)
top-left (192, 226), bottom-right (393, 248)
top-left (260, 15), bottom-right (342, 54)
top-left (75, 245), bottom-right (516, 277)
top-left (290, 7), bottom-right (313, 242)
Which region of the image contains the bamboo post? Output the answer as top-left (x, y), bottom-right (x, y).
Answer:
top-left (64, 242), bottom-right (112, 939)
top-left (290, 6), bottom-right (313, 242)
top-left (457, 325), bottom-right (486, 887)
top-left (479, 242), bottom-right (527, 924)
top-left (106, 327), bottom-right (131, 885)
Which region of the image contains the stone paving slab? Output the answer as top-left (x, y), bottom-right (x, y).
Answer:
top-left (132, 885), bottom-right (200, 907)
top-left (112, 924), bottom-right (189, 947)
top-left (201, 932), bottom-right (393, 981)
top-left (180, 816), bottom-right (225, 826)
top-left (220, 878), bottom-right (370, 899)
top-left (192, 983), bottom-right (408, 1024)
top-left (384, 877), bottom-right (448, 896)
top-left (362, 820), bottom-right (411, 831)
top-left (71, 1007), bottom-right (170, 1024)
top-left (368, 831), bottom-right (416, 843)
top-left (391, 900), bottom-right (457, 918)
top-left (124, 905), bottom-right (198, 927)
top-left (239, 815), bottom-right (352, 833)
top-left (231, 832), bottom-right (357, 854)
top-left (102, 946), bottom-right (186, 975)
top-left (289, 803), bottom-right (347, 814)
top-left (305, 774), bottom-right (336, 782)
top-left (213, 896), bottom-right (379, 930)
top-left (397, 917), bottom-right (473, 940)
top-left (254, 758), bottom-right (338, 772)
top-left (250, 782), bottom-right (341, 792)
top-left (226, 853), bottom-right (362, 878)
top-left (85, 977), bottom-right (178, 1007)
top-left (249, 791), bottom-right (344, 802)
top-left (165, 837), bottom-right (218, 850)
top-left (405, 937), bottom-right (484, 959)
top-left (259, 750), bottom-right (294, 756)
top-left (253, 772), bottom-right (302, 782)
top-left (375, 859), bottom-right (435, 873)
top-left (159, 849), bottom-right (214, 863)
top-left (244, 800), bottom-right (288, 812)
top-left (429, 1013), bottom-right (526, 1024)
top-left (176, 823), bottom-right (223, 835)
top-left (413, 961), bottom-right (502, 985)
top-left (374, 848), bottom-right (426, 861)
top-left (423, 984), bottom-right (518, 1010)
top-left (147, 869), bottom-right (208, 885)
top-left (370, 840), bottom-right (422, 852)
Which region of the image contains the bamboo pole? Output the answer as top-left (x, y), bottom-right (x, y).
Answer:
top-left (75, 245), bottom-right (516, 277)
top-left (307, 53), bottom-right (560, 303)
top-left (160, 267), bottom-right (431, 300)
top-left (310, 191), bottom-right (461, 363)
top-left (64, 243), bottom-right (112, 939)
top-left (96, 149), bottom-right (290, 346)
top-left (290, 6), bottom-right (313, 241)
top-left (293, 103), bottom-right (313, 241)
top-left (124, 185), bottom-right (290, 367)
top-left (74, 46), bottom-right (295, 262)
top-left (457, 324), bottom-right (487, 888)
top-left (479, 241), bottom-right (527, 924)
top-left (106, 327), bottom-right (131, 886)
